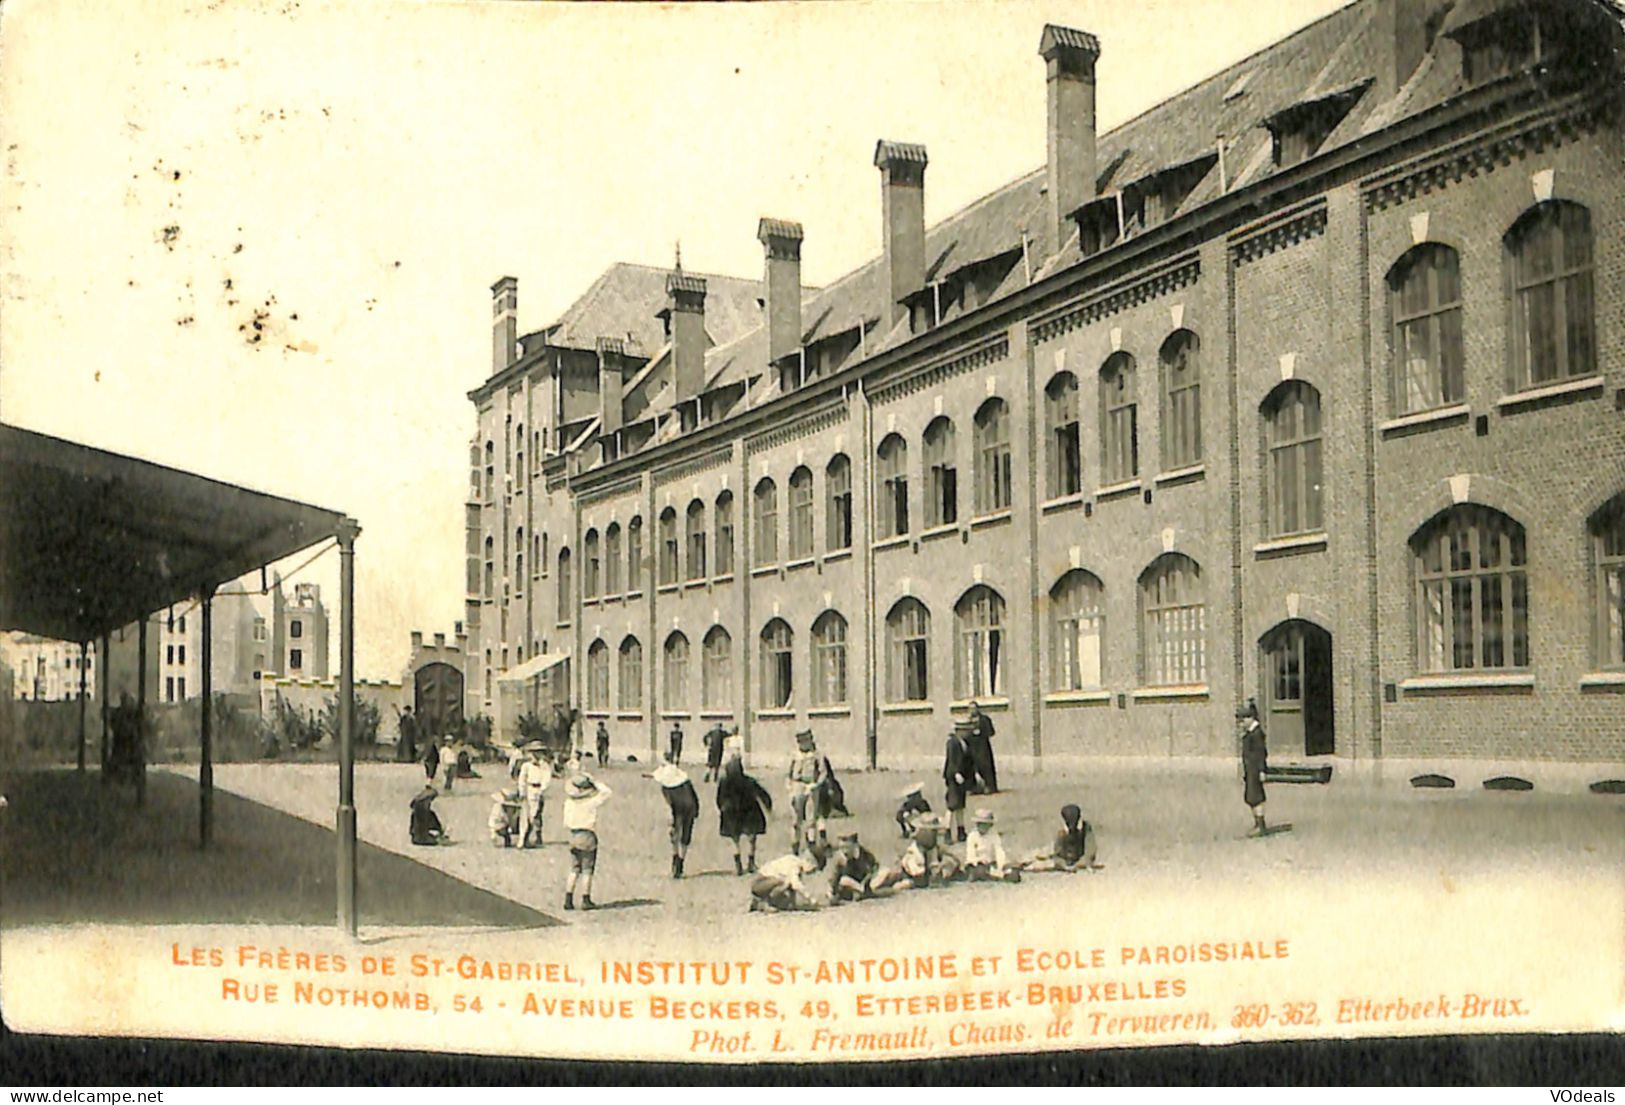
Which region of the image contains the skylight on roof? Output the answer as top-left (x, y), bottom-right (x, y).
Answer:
top-left (1223, 71), bottom-right (1253, 102)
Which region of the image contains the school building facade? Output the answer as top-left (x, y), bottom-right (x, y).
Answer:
top-left (464, 0), bottom-right (1625, 770)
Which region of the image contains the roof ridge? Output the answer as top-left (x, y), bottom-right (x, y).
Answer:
top-left (604, 260), bottom-right (760, 286)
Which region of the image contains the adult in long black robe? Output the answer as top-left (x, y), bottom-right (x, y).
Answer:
top-left (1238, 700), bottom-right (1269, 835)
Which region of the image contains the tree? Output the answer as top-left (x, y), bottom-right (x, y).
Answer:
top-left (322, 691), bottom-right (381, 746)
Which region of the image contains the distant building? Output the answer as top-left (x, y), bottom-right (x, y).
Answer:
top-left (271, 579), bottom-right (330, 681)
top-left (1, 634), bottom-right (96, 701)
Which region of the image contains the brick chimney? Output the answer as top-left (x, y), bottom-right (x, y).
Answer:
top-left (758, 217), bottom-right (804, 366)
top-left (667, 270), bottom-right (708, 406)
top-left (874, 140), bottom-right (928, 328)
top-left (1377, 0), bottom-right (1441, 99)
top-left (1040, 25), bottom-right (1101, 256)
top-left (491, 276), bottom-right (518, 375)
top-left (597, 336), bottom-right (625, 436)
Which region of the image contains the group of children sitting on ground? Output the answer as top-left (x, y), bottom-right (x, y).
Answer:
top-left (748, 800), bottom-right (1101, 913)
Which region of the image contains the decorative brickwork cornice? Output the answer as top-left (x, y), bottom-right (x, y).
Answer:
top-left (1229, 199), bottom-right (1328, 267)
top-left (869, 333), bottom-right (1012, 406)
top-left (745, 402), bottom-right (847, 457)
top-left (1028, 253), bottom-right (1201, 345)
top-left (1362, 96), bottom-right (1610, 213)
top-left (654, 446), bottom-right (734, 487)
top-left (573, 474), bottom-right (639, 507)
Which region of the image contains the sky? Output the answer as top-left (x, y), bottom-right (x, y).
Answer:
top-left (0, 0), bottom-right (1350, 679)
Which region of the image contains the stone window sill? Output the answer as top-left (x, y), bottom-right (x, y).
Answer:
top-left (1380, 403), bottom-right (1469, 434)
top-left (1044, 689), bottom-right (1112, 705)
top-left (950, 696), bottom-right (1009, 712)
top-left (1254, 531), bottom-right (1328, 556)
top-left (808, 706), bottom-right (850, 717)
top-left (1154, 463), bottom-right (1205, 486)
top-left (755, 709), bottom-right (796, 720)
top-left (1496, 375), bottom-right (1603, 410)
top-left (872, 535), bottom-right (910, 552)
top-left (920, 523), bottom-right (959, 541)
top-left (880, 702), bottom-right (934, 715)
top-left (657, 583), bottom-right (681, 595)
top-left (1041, 493), bottom-right (1086, 515)
top-left (583, 710), bottom-right (611, 720)
top-left (712, 574), bottom-right (735, 586)
top-left (615, 712), bottom-right (643, 721)
top-left (698, 710), bottom-right (734, 719)
top-left (971, 510), bottom-right (1013, 530)
top-left (659, 711), bottom-right (692, 721)
top-left (1132, 684), bottom-right (1210, 700)
top-left (1579, 671), bottom-right (1625, 688)
top-left (823, 549), bottom-right (853, 564)
top-left (625, 590), bottom-right (644, 602)
top-left (1096, 479), bottom-right (1142, 501)
top-left (750, 565), bottom-right (779, 578)
top-left (1400, 672), bottom-right (1534, 692)
top-left (785, 557), bottom-right (816, 572)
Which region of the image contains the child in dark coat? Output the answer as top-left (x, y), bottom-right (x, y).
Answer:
top-left (895, 781), bottom-right (932, 838)
top-left (717, 755), bottom-right (773, 875)
top-left (646, 753), bottom-right (701, 878)
top-left (409, 785), bottom-right (449, 846)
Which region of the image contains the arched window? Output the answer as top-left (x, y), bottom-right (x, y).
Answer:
top-left (954, 585), bottom-right (1005, 699)
top-left (626, 516), bottom-right (643, 593)
top-left (754, 478), bottom-right (779, 564)
top-left (1592, 495), bottom-right (1625, 670)
top-left (556, 547), bottom-right (572, 623)
top-left (924, 417), bottom-right (958, 527)
top-left (514, 527), bottom-right (525, 590)
top-left (658, 507), bottom-right (679, 586)
top-left (1413, 505), bottom-right (1529, 672)
top-left (583, 528), bottom-right (600, 599)
top-left (1262, 381), bottom-right (1324, 537)
top-left (1506, 201), bottom-right (1594, 389)
top-left (702, 626), bottom-right (733, 709)
top-left (886, 598), bottom-right (930, 703)
top-left (714, 492), bottom-right (735, 576)
top-left (663, 632), bottom-right (690, 711)
top-left (1160, 331), bottom-right (1202, 470)
top-left (484, 440), bottom-right (494, 501)
top-left (789, 466), bottom-right (815, 559)
top-left (974, 398), bottom-right (1011, 514)
top-left (604, 523), bottom-right (622, 594)
top-left (1388, 244), bottom-right (1463, 413)
top-left (586, 639), bottom-right (609, 711)
top-left (686, 500), bottom-right (707, 581)
top-left (617, 636), bottom-right (642, 710)
top-left (1100, 353), bottom-right (1139, 485)
top-left (1045, 373), bottom-right (1081, 498)
top-left (1139, 553), bottom-right (1206, 686)
top-left (1051, 570), bottom-right (1105, 691)
top-left (811, 610), bottom-right (849, 707)
top-left (760, 619), bottom-right (793, 708)
top-left (826, 455), bottom-right (852, 551)
top-left (515, 422), bottom-right (524, 484)
top-left (877, 434), bottom-right (909, 539)
top-left (483, 536), bottom-right (494, 598)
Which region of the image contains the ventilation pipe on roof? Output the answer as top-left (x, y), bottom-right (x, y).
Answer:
top-left (597, 336), bottom-right (625, 438)
top-left (491, 276), bottom-right (518, 376)
top-left (1378, 0), bottom-right (1443, 99)
top-left (758, 217), bottom-right (805, 368)
top-left (874, 140), bottom-right (928, 329)
top-left (1040, 24), bottom-right (1101, 257)
top-left (667, 269), bottom-right (708, 411)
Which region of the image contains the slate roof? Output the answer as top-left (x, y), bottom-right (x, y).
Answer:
top-left (542, 262), bottom-right (768, 358)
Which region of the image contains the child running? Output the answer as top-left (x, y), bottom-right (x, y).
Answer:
top-left (561, 772), bottom-right (612, 911)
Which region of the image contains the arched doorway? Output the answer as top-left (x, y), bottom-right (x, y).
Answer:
top-left (414, 661), bottom-right (464, 739)
top-left (1258, 620), bottom-right (1334, 757)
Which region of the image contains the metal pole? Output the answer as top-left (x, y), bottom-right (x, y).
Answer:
top-left (200, 587), bottom-right (214, 849)
top-left (136, 616), bottom-right (148, 807)
top-left (99, 633), bottom-right (110, 779)
top-left (76, 641), bottom-right (87, 773)
top-left (336, 519), bottom-right (361, 936)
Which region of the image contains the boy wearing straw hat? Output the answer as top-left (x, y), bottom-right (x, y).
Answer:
top-left (942, 719), bottom-right (975, 843)
top-left (488, 788), bottom-right (522, 847)
top-left (964, 807), bottom-right (1021, 882)
top-left (562, 772), bottom-right (612, 911)
top-left (518, 741), bottom-right (553, 849)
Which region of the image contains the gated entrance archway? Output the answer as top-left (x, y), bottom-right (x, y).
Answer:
top-left (1258, 619), bottom-right (1334, 757)
top-left (414, 661), bottom-right (464, 739)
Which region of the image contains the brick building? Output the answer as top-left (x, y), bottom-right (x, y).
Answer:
top-left (466, 0), bottom-right (1625, 770)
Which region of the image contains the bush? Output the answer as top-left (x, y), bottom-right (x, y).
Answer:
top-left (322, 692), bottom-right (381, 746)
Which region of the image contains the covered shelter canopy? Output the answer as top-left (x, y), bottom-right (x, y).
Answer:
top-left (0, 422), bottom-right (348, 642)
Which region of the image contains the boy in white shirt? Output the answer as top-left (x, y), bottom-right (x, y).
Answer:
top-left (518, 742), bottom-right (553, 849)
top-left (749, 852), bottom-right (822, 913)
top-left (964, 808), bottom-right (1021, 882)
top-left (562, 773), bottom-right (612, 911)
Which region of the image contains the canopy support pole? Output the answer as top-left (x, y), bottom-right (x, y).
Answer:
top-left (336, 518), bottom-right (361, 936)
top-left (99, 633), bottom-right (110, 780)
top-left (200, 586), bottom-right (215, 849)
top-left (76, 641), bottom-right (88, 774)
top-left (136, 617), bottom-right (148, 807)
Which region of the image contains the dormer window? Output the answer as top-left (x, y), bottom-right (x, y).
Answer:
top-left (1263, 82), bottom-right (1371, 170)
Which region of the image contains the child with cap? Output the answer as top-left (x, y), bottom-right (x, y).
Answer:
top-left (1027, 803), bottom-right (1100, 872)
top-left (749, 852), bottom-right (822, 913)
top-left (963, 808), bottom-right (1021, 882)
top-left (942, 719), bottom-right (976, 843)
top-left (644, 752), bottom-right (701, 878)
top-left (1237, 699), bottom-right (1270, 836)
top-left (562, 772), bottom-right (613, 911)
top-left (878, 815), bottom-right (960, 890)
top-left (409, 783), bottom-right (449, 846)
top-left (488, 788), bottom-right (522, 847)
top-left (518, 741), bottom-right (553, 849)
top-left (786, 729), bottom-right (828, 856)
top-left (895, 781), bottom-right (932, 839)
top-left (438, 738), bottom-right (459, 792)
top-left (828, 830), bottom-right (890, 903)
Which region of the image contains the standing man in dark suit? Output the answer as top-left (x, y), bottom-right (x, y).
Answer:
top-left (1238, 699), bottom-right (1269, 836)
top-left (942, 719), bottom-right (975, 843)
top-left (966, 700), bottom-right (999, 794)
top-left (668, 719), bottom-right (685, 765)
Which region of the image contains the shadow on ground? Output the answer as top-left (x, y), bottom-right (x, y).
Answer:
top-left (0, 768), bottom-right (556, 929)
